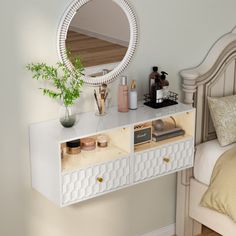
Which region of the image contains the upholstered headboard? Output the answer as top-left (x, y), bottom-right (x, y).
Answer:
top-left (181, 27), bottom-right (236, 145)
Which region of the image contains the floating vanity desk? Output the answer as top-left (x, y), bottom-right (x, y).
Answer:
top-left (30, 103), bottom-right (195, 207)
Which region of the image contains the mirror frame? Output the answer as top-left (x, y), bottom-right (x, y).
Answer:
top-left (57, 0), bottom-right (138, 86)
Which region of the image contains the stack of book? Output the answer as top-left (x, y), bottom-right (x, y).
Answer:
top-left (152, 127), bottom-right (185, 142)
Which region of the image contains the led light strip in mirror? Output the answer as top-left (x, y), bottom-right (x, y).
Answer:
top-left (57, 0), bottom-right (138, 86)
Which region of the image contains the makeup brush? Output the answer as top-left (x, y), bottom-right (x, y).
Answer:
top-left (104, 91), bottom-right (108, 102)
top-left (101, 83), bottom-right (107, 89)
top-left (100, 84), bottom-right (108, 114)
top-left (101, 84), bottom-right (107, 98)
top-left (94, 89), bottom-right (101, 114)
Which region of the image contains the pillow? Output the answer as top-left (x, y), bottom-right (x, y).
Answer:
top-left (201, 146), bottom-right (236, 222)
top-left (208, 95), bottom-right (236, 146)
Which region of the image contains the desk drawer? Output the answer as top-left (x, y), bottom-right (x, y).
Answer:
top-left (62, 156), bottom-right (130, 205)
top-left (134, 138), bottom-right (194, 182)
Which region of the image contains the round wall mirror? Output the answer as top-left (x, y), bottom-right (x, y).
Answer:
top-left (58, 0), bottom-right (138, 86)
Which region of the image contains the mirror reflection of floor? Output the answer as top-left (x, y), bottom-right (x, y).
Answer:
top-left (66, 30), bottom-right (128, 68)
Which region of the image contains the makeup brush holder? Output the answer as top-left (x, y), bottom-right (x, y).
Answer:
top-left (95, 98), bottom-right (107, 116)
top-left (94, 84), bottom-right (110, 116)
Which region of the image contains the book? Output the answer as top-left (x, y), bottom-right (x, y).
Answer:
top-left (152, 128), bottom-right (185, 142)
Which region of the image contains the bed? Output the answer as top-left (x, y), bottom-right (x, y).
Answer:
top-left (176, 27), bottom-right (236, 236)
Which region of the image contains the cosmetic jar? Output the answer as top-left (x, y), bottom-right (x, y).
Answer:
top-left (66, 139), bottom-right (81, 154)
top-left (97, 135), bottom-right (109, 148)
top-left (81, 138), bottom-right (96, 151)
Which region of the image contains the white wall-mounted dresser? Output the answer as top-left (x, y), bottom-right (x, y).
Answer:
top-left (30, 103), bottom-right (195, 207)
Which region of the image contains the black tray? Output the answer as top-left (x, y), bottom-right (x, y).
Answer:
top-left (144, 99), bottom-right (178, 109)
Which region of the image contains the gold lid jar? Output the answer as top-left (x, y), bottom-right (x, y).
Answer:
top-left (97, 135), bottom-right (109, 148)
top-left (81, 138), bottom-right (96, 151)
top-left (66, 139), bottom-right (81, 154)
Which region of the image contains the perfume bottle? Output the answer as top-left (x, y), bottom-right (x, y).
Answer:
top-left (151, 76), bottom-right (163, 103)
top-left (149, 66), bottom-right (160, 95)
top-left (118, 76), bottom-right (129, 112)
top-left (129, 80), bottom-right (138, 110)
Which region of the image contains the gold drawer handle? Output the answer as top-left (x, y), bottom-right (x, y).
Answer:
top-left (97, 177), bottom-right (104, 183)
top-left (163, 157), bottom-right (170, 163)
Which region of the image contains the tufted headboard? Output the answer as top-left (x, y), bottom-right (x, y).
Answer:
top-left (181, 27), bottom-right (236, 145)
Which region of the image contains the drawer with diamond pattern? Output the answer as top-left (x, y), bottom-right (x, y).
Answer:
top-left (133, 138), bottom-right (194, 183)
top-left (61, 156), bottom-right (130, 205)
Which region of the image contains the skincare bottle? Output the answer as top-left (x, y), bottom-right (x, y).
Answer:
top-left (129, 80), bottom-right (138, 110)
top-left (160, 71), bottom-right (169, 86)
top-left (118, 76), bottom-right (129, 112)
top-left (151, 76), bottom-right (163, 103)
top-left (160, 71), bottom-right (169, 98)
top-left (149, 66), bottom-right (160, 95)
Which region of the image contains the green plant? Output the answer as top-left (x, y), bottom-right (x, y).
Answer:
top-left (26, 55), bottom-right (84, 107)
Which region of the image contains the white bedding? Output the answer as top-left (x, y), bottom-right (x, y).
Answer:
top-left (194, 139), bottom-right (236, 185)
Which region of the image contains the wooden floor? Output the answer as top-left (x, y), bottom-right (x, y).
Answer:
top-left (173, 226), bottom-right (221, 236)
top-left (66, 30), bottom-right (128, 68)
top-left (197, 226), bottom-right (221, 236)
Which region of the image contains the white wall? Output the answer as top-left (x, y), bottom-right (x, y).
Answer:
top-left (1, 0), bottom-right (236, 236)
top-left (70, 0), bottom-right (130, 43)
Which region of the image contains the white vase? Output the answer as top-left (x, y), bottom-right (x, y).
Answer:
top-left (59, 105), bottom-right (76, 128)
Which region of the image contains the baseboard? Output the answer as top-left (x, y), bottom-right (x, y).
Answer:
top-left (141, 224), bottom-right (176, 236)
top-left (69, 26), bottom-right (129, 47)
